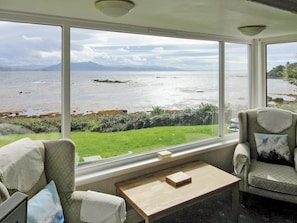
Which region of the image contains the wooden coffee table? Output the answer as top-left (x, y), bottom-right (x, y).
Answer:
top-left (116, 161), bottom-right (240, 223)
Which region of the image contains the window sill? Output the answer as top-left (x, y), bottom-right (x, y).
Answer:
top-left (75, 135), bottom-right (238, 187)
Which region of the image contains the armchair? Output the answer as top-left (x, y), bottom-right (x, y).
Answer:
top-left (0, 138), bottom-right (126, 223)
top-left (233, 107), bottom-right (297, 203)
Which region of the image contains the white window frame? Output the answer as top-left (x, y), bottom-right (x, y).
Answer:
top-left (251, 35), bottom-right (297, 108)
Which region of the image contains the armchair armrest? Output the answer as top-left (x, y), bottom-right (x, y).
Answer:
top-left (60, 191), bottom-right (126, 223)
top-left (233, 142), bottom-right (251, 192)
top-left (59, 191), bottom-right (86, 223)
top-left (0, 181), bottom-right (10, 202)
top-left (233, 142), bottom-right (251, 174)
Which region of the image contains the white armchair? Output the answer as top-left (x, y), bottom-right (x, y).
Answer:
top-left (0, 138), bottom-right (126, 223)
top-left (233, 107), bottom-right (297, 203)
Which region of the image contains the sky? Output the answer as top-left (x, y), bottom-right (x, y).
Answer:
top-left (0, 21), bottom-right (296, 71)
top-left (267, 42), bottom-right (297, 70)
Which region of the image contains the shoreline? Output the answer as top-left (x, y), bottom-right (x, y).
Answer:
top-left (1, 91), bottom-right (297, 119)
top-left (0, 108), bottom-right (185, 119)
top-left (0, 109), bottom-right (132, 119)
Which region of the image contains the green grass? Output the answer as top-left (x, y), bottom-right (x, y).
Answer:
top-left (0, 125), bottom-right (218, 159)
top-left (0, 133), bottom-right (61, 147)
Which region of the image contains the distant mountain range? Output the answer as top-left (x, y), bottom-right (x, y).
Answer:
top-left (0, 61), bottom-right (183, 71)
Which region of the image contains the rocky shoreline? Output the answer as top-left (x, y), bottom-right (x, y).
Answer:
top-left (2, 92), bottom-right (297, 119)
top-left (0, 109), bottom-right (130, 119)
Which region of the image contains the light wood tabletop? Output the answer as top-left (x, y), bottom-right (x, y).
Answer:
top-left (116, 161), bottom-right (240, 223)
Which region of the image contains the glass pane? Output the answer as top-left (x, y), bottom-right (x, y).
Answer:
top-left (267, 42), bottom-right (297, 112)
top-left (225, 43), bottom-right (249, 134)
top-left (0, 22), bottom-right (62, 146)
top-left (70, 28), bottom-right (219, 162)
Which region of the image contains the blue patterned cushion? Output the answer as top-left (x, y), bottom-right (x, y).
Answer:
top-left (27, 181), bottom-right (64, 223)
top-left (254, 133), bottom-right (293, 166)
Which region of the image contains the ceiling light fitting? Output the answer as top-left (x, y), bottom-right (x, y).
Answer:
top-left (238, 25), bottom-right (266, 36)
top-left (95, 0), bottom-right (135, 17)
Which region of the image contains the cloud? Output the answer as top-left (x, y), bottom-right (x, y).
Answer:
top-left (35, 50), bottom-right (61, 60)
top-left (71, 45), bottom-right (99, 62)
top-left (1, 21), bottom-right (296, 71)
top-left (117, 47), bottom-right (130, 53)
top-left (22, 35), bottom-right (42, 41)
top-left (0, 21), bottom-right (61, 66)
top-left (152, 47), bottom-right (165, 53)
top-left (131, 55), bottom-right (147, 62)
top-left (267, 42), bottom-right (297, 70)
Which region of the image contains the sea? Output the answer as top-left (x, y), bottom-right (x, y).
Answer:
top-left (0, 70), bottom-right (296, 116)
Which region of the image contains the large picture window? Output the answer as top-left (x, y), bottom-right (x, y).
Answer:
top-left (225, 43), bottom-right (249, 133)
top-left (266, 42), bottom-right (297, 112)
top-left (0, 21), bottom-right (249, 165)
top-left (0, 22), bottom-right (62, 146)
top-left (70, 29), bottom-right (249, 162)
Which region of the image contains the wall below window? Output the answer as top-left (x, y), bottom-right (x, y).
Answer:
top-left (76, 142), bottom-right (236, 193)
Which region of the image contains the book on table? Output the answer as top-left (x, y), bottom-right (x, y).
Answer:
top-left (166, 171), bottom-right (192, 187)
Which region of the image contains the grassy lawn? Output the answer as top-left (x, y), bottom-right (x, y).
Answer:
top-left (0, 125), bottom-right (217, 160)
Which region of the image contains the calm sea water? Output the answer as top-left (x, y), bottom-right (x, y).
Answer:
top-left (0, 70), bottom-right (294, 116)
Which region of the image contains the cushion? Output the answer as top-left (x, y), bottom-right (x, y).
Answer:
top-left (248, 160), bottom-right (297, 195)
top-left (254, 133), bottom-right (293, 166)
top-left (27, 181), bottom-right (64, 223)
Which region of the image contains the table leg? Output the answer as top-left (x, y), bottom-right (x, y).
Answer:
top-left (145, 216), bottom-right (150, 223)
top-left (232, 182), bottom-right (239, 223)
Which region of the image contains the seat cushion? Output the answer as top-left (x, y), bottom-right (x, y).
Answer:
top-left (248, 159), bottom-right (297, 195)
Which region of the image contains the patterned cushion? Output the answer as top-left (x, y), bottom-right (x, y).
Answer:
top-left (27, 181), bottom-right (64, 223)
top-left (254, 133), bottom-right (293, 166)
top-left (248, 160), bottom-right (297, 195)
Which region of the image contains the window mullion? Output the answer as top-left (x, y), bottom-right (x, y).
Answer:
top-left (218, 41), bottom-right (225, 137)
top-left (62, 24), bottom-right (71, 138)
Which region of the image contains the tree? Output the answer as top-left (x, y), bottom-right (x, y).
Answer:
top-left (267, 62), bottom-right (297, 86)
top-left (267, 65), bottom-right (285, 78)
top-left (285, 62), bottom-right (297, 85)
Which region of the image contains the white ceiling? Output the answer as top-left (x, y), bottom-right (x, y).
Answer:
top-left (0, 0), bottom-right (297, 39)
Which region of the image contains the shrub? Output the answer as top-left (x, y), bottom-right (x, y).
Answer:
top-left (1, 104), bottom-right (221, 134)
top-left (151, 106), bottom-right (165, 116)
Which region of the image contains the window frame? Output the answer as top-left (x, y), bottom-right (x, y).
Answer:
top-left (253, 35), bottom-right (297, 108)
top-left (266, 39), bottom-right (297, 109)
top-left (0, 11), bottom-right (253, 185)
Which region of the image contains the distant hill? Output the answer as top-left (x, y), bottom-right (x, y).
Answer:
top-left (42, 61), bottom-right (183, 71)
top-left (42, 61), bottom-right (110, 71)
top-left (0, 61), bottom-right (183, 71)
top-left (0, 64), bottom-right (45, 71)
top-left (0, 61), bottom-right (182, 71)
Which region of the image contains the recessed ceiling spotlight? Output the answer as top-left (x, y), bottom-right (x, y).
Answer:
top-left (95, 0), bottom-right (135, 17)
top-left (238, 25), bottom-right (267, 36)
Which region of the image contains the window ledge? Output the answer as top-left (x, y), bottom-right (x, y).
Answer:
top-left (75, 136), bottom-right (238, 187)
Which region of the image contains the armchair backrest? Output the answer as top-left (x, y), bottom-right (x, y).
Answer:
top-left (0, 138), bottom-right (76, 199)
top-left (238, 108), bottom-right (297, 159)
top-left (0, 138), bottom-right (91, 222)
top-left (44, 139), bottom-right (76, 194)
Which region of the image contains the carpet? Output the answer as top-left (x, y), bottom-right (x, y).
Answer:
top-left (153, 191), bottom-right (297, 223)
